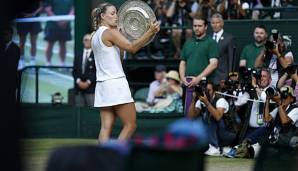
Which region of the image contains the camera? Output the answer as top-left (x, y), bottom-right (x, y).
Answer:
top-left (265, 86), bottom-right (279, 98)
top-left (224, 79), bottom-right (239, 94)
top-left (264, 29), bottom-right (279, 51)
top-left (238, 67), bottom-right (261, 98)
top-left (195, 77), bottom-right (207, 97)
top-left (51, 92), bottom-right (64, 105)
top-left (239, 67), bottom-right (261, 83)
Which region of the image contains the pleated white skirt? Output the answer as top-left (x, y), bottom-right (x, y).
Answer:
top-left (94, 77), bottom-right (134, 107)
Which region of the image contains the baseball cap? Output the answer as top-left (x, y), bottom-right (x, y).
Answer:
top-left (155, 64), bottom-right (166, 72)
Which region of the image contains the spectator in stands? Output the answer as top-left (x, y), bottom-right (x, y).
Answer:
top-left (146, 64), bottom-right (167, 106)
top-left (210, 13), bottom-right (236, 85)
top-left (73, 34), bottom-right (96, 107)
top-left (239, 25), bottom-right (267, 69)
top-left (179, 15), bottom-right (218, 114)
top-left (188, 81), bottom-right (237, 156)
top-left (217, 0), bottom-right (246, 19)
top-left (136, 70), bottom-right (183, 113)
top-left (167, 0), bottom-right (193, 58)
top-left (251, 0), bottom-right (265, 20)
top-left (255, 30), bottom-right (294, 86)
top-left (280, 0), bottom-right (297, 19)
top-left (16, 0), bottom-right (43, 69)
top-left (192, 0), bottom-right (217, 21)
top-left (151, 0), bottom-right (172, 59)
top-left (154, 70), bottom-right (183, 99)
top-left (44, 0), bottom-right (74, 66)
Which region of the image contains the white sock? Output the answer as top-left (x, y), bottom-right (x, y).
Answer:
top-left (31, 56), bottom-right (36, 61)
top-left (251, 143), bottom-right (261, 158)
top-left (20, 55), bottom-right (25, 60)
top-left (45, 61), bottom-right (51, 66)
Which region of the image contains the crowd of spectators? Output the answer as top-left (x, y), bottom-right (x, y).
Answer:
top-left (137, 0), bottom-right (297, 59)
top-left (133, 13), bottom-right (298, 158)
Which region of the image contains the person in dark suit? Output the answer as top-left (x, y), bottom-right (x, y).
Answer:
top-left (73, 34), bottom-right (96, 106)
top-left (211, 13), bottom-right (236, 85)
top-left (0, 26), bottom-right (21, 171)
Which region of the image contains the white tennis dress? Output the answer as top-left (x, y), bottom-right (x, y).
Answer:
top-left (92, 26), bottom-right (134, 107)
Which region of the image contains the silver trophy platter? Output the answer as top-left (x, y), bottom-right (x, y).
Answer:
top-left (117, 0), bottom-right (156, 42)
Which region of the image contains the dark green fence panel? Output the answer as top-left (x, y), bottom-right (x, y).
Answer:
top-left (21, 104), bottom-right (183, 138)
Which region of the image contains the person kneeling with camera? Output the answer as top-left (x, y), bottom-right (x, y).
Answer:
top-left (188, 80), bottom-right (236, 156)
top-left (264, 85), bottom-right (298, 147)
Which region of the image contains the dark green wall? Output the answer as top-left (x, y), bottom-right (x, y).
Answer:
top-left (223, 20), bottom-right (298, 62)
top-left (21, 104), bottom-right (183, 138)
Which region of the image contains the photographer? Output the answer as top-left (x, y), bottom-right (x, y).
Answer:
top-left (255, 29), bottom-right (294, 86)
top-left (264, 85), bottom-right (298, 147)
top-left (239, 68), bottom-right (275, 145)
top-left (223, 68), bottom-right (276, 158)
top-left (277, 64), bottom-right (298, 102)
top-left (188, 80), bottom-right (237, 156)
top-left (222, 72), bottom-right (249, 132)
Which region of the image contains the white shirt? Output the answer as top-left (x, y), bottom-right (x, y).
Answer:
top-left (82, 48), bottom-right (92, 72)
top-left (249, 87), bottom-right (268, 128)
top-left (270, 105), bottom-right (298, 127)
top-left (195, 97), bottom-right (229, 114)
top-left (92, 26), bottom-right (125, 81)
top-left (146, 80), bottom-right (162, 104)
top-left (268, 54), bottom-right (278, 87)
top-left (213, 29), bottom-right (224, 43)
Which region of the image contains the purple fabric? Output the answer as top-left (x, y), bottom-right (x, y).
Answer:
top-left (184, 77), bottom-right (194, 115)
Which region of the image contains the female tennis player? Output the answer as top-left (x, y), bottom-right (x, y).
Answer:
top-left (91, 2), bottom-right (160, 143)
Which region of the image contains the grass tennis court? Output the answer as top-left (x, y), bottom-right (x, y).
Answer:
top-left (14, 21), bottom-right (75, 103)
top-left (22, 139), bottom-right (255, 171)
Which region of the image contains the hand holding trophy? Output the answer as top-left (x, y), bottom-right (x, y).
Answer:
top-left (117, 0), bottom-right (158, 44)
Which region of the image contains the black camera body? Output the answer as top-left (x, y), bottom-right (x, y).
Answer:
top-left (224, 79), bottom-right (239, 94)
top-left (265, 86), bottom-right (279, 98)
top-left (265, 29), bottom-right (279, 52)
top-left (195, 77), bottom-right (208, 97)
top-left (265, 40), bottom-right (276, 51)
top-left (238, 67), bottom-right (261, 98)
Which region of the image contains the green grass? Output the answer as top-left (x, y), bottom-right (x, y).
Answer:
top-left (22, 139), bottom-right (255, 171)
top-left (21, 69), bottom-right (73, 103)
top-left (14, 21), bottom-right (75, 103)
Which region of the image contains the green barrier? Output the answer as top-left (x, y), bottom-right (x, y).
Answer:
top-left (21, 104), bottom-right (183, 138)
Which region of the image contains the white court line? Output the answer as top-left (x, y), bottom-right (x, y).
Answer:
top-left (23, 63), bottom-right (74, 81)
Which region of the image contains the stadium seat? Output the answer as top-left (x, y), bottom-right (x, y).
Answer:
top-left (133, 87), bottom-right (149, 102)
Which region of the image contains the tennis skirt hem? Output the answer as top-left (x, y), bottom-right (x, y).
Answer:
top-left (94, 77), bottom-right (134, 107)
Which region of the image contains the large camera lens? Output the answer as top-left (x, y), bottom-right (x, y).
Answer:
top-left (265, 86), bottom-right (278, 98)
